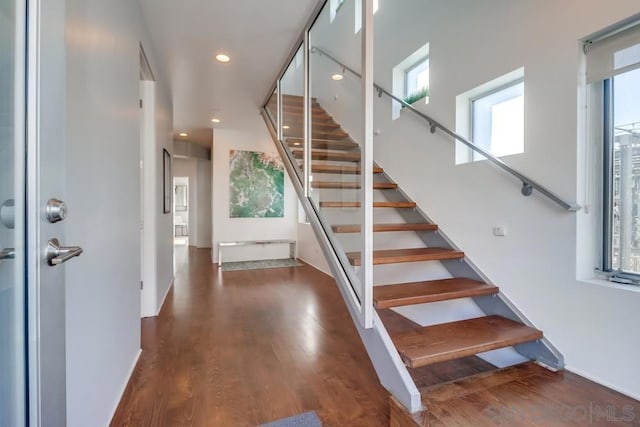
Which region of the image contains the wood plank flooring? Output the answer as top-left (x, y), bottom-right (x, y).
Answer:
top-left (413, 362), bottom-right (640, 426)
top-left (112, 248), bottom-right (640, 426)
top-left (111, 248), bottom-right (389, 427)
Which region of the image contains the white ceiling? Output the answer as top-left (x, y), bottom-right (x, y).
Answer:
top-left (139, 0), bottom-right (318, 147)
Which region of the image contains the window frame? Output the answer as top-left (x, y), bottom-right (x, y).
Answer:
top-left (600, 76), bottom-right (640, 284)
top-left (602, 78), bottom-right (615, 274)
top-left (469, 78), bottom-right (525, 161)
top-left (404, 56), bottom-right (429, 100)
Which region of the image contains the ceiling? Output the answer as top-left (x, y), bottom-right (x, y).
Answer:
top-left (139, 0), bottom-right (318, 147)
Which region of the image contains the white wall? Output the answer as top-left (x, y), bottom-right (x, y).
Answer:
top-left (196, 159), bottom-right (212, 248)
top-left (153, 84), bottom-right (174, 315)
top-left (212, 117), bottom-right (298, 263)
top-left (65, 0), bottom-right (173, 426)
top-left (297, 223), bottom-right (331, 274)
top-left (174, 157), bottom-right (212, 248)
top-left (301, 0), bottom-right (640, 399)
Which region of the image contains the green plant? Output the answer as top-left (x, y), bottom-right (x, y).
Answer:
top-left (402, 86), bottom-right (429, 106)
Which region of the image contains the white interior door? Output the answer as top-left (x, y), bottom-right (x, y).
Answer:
top-left (25, 0), bottom-right (72, 425)
top-left (140, 82), bottom-right (145, 315)
top-left (0, 0), bottom-right (27, 425)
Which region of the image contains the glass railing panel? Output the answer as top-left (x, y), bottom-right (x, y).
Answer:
top-left (309, 0), bottom-right (364, 300)
top-left (280, 45), bottom-right (305, 177)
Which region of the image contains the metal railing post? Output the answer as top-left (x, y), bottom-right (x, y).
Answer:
top-left (303, 30), bottom-right (311, 199)
top-left (361, 0), bottom-right (374, 329)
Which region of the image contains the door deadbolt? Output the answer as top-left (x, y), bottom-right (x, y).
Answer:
top-left (0, 199), bottom-right (14, 229)
top-left (45, 199), bottom-right (68, 223)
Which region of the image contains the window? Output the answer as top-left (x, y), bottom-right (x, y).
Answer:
top-left (330, 0), bottom-right (345, 23)
top-left (404, 57), bottom-right (429, 104)
top-left (355, 0), bottom-right (379, 33)
top-left (586, 21), bottom-right (640, 283)
top-left (392, 43), bottom-right (429, 119)
top-left (602, 68), bottom-right (640, 278)
top-left (470, 80), bottom-right (524, 160)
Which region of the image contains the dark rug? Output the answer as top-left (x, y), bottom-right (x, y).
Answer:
top-left (258, 411), bottom-right (322, 427)
top-left (220, 258), bottom-right (303, 272)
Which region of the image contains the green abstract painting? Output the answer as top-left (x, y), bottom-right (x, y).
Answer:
top-left (229, 150), bottom-right (284, 218)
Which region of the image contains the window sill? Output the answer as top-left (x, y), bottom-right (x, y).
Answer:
top-left (578, 277), bottom-right (640, 293)
top-left (401, 96), bottom-right (429, 109)
top-left (455, 149), bottom-right (524, 166)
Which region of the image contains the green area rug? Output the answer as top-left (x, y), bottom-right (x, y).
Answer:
top-left (220, 258), bottom-right (302, 272)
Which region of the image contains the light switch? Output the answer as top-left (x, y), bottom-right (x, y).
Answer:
top-left (493, 226), bottom-right (506, 237)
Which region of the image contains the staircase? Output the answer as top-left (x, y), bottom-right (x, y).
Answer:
top-left (263, 94), bottom-right (563, 421)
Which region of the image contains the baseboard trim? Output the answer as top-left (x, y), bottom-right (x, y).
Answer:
top-left (297, 256), bottom-right (333, 277)
top-left (156, 277), bottom-right (175, 316)
top-left (566, 365), bottom-right (640, 401)
top-left (108, 348), bottom-right (142, 425)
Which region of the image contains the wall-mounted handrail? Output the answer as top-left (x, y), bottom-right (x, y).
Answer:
top-left (312, 46), bottom-right (582, 212)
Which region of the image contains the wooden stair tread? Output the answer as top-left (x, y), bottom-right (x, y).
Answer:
top-left (374, 278), bottom-right (498, 309)
top-left (286, 138), bottom-right (358, 151)
top-left (311, 164), bottom-right (383, 174)
top-left (292, 150), bottom-right (360, 162)
top-left (332, 223), bottom-right (438, 233)
top-left (347, 247), bottom-right (464, 266)
top-left (281, 104), bottom-right (328, 113)
top-left (279, 95), bottom-right (319, 105)
top-left (377, 309), bottom-right (422, 335)
top-left (287, 128), bottom-right (348, 136)
top-left (311, 181), bottom-right (397, 189)
top-left (282, 110), bottom-right (333, 120)
top-left (319, 201), bottom-right (416, 208)
top-left (392, 315), bottom-right (543, 368)
top-left (287, 133), bottom-right (349, 141)
top-left (284, 121), bottom-right (341, 130)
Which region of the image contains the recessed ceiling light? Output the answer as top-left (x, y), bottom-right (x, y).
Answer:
top-left (216, 54), bottom-right (230, 63)
top-left (332, 74), bottom-right (344, 81)
top-left (282, 125), bottom-right (290, 129)
top-left (211, 118), bottom-right (221, 123)
top-left (179, 132), bottom-right (188, 137)
top-left (293, 142), bottom-right (301, 146)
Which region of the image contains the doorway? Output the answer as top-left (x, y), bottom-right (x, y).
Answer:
top-left (173, 177), bottom-right (189, 269)
top-left (139, 45), bottom-right (156, 318)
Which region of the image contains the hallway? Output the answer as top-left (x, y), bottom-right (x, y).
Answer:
top-left (111, 249), bottom-right (389, 426)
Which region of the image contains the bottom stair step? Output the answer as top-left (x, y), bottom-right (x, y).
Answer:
top-left (391, 315), bottom-right (543, 369)
top-left (419, 361), bottom-right (548, 403)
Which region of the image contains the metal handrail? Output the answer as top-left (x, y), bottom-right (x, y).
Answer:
top-left (312, 46), bottom-right (581, 212)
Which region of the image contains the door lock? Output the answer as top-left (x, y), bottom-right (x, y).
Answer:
top-left (45, 199), bottom-right (68, 223)
top-left (46, 238), bottom-right (83, 266)
top-left (1, 199), bottom-right (15, 229)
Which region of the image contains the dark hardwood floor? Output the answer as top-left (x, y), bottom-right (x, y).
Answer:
top-left (111, 248), bottom-right (389, 426)
top-left (112, 248), bottom-right (639, 426)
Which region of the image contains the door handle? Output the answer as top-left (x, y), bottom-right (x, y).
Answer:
top-left (0, 248), bottom-right (15, 261)
top-left (46, 238), bottom-right (83, 266)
